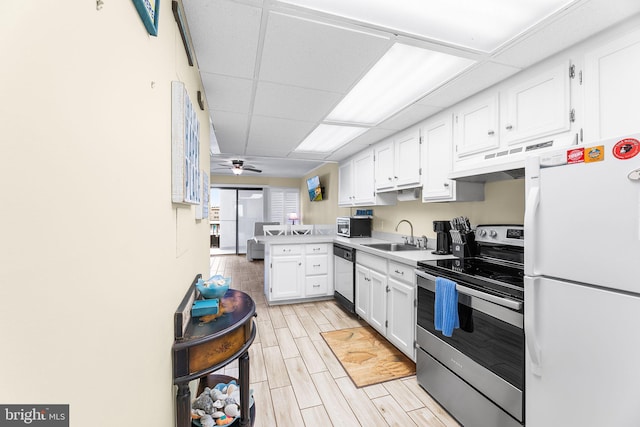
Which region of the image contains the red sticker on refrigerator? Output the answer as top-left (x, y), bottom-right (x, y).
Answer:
top-left (567, 148), bottom-right (585, 164)
top-left (612, 138), bottom-right (640, 160)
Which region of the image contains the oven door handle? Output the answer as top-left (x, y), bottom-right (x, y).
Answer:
top-left (456, 284), bottom-right (522, 311)
top-left (416, 270), bottom-right (522, 311)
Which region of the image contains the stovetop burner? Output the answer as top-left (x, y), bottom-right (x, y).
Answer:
top-left (418, 224), bottom-right (525, 302)
top-left (418, 257), bottom-right (524, 302)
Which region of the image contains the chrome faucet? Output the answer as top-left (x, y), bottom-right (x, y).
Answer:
top-left (395, 219), bottom-right (414, 245)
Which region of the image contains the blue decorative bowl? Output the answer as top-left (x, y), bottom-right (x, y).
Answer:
top-left (195, 275), bottom-right (230, 299)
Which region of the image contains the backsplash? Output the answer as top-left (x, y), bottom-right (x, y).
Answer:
top-left (371, 179), bottom-right (525, 240)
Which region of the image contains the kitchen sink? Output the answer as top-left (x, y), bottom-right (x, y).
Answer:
top-left (362, 242), bottom-right (423, 252)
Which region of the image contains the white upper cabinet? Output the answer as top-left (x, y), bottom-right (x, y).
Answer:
top-left (352, 149), bottom-right (376, 203)
top-left (338, 160), bottom-right (353, 206)
top-left (501, 61), bottom-right (571, 146)
top-left (451, 60), bottom-right (578, 177)
top-left (339, 148), bottom-right (396, 207)
top-left (394, 129), bottom-right (422, 188)
top-left (454, 93), bottom-right (500, 158)
top-left (374, 141), bottom-right (395, 191)
top-left (584, 28), bottom-right (640, 142)
top-left (421, 113), bottom-right (483, 202)
top-left (375, 129), bottom-right (421, 192)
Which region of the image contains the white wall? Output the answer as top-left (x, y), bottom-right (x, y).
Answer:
top-left (0, 2), bottom-right (209, 426)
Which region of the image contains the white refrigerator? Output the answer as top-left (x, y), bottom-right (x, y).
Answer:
top-left (524, 133), bottom-right (640, 426)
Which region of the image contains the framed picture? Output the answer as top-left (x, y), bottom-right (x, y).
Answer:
top-left (171, 81), bottom-right (201, 205)
top-left (132, 0), bottom-right (160, 36)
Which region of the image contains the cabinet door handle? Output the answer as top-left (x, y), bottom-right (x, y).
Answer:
top-left (488, 130), bottom-right (495, 136)
top-left (313, 284), bottom-right (320, 288)
top-left (443, 182), bottom-right (450, 187)
top-left (298, 262), bottom-right (302, 266)
top-left (505, 124), bottom-right (513, 130)
top-left (395, 269), bottom-right (404, 275)
top-left (313, 264), bottom-right (321, 267)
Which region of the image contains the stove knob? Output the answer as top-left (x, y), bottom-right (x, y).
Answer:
top-left (489, 230), bottom-right (497, 238)
top-left (477, 229), bottom-right (487, 237)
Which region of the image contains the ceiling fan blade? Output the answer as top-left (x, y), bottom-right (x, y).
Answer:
top-left (243, 167), bottom-right (262, 173)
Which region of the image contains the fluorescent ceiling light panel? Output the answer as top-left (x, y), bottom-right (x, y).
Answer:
top-left (294, 124), bottom-right (368, 153)
top-left (278, 0), bottom-right (577, 52)
top-left (326, 43), bottom-right (475, 126)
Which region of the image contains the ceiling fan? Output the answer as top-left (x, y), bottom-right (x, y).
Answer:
top-left (214, 159), bottom-right (262, 175)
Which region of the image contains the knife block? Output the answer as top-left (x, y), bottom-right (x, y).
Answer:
top-left (450, 231), bottom-right (476, 258)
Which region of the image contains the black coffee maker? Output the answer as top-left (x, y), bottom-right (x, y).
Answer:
top-left (432, 220), bottom-right (452, 255)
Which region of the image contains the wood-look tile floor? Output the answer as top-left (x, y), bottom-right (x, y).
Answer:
top-left (209, 255), bottom-right (461, 427)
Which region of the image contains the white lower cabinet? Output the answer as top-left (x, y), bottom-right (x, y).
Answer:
top-left (355, 264), bottom-right (371, 319)
top-left (356, 252), bottom-right (416, 360)
top-left (387, 261), bottom-right (416, 360)
top-left (368, 268), bottom-right (387, 334)
top-left (271, 254), bottom-right (304, 300)
top-left (266, 243), bottom-right (333, 303)
top-left (355, 262), bottom-right (386, 331)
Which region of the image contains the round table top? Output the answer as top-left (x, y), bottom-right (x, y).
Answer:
top-left (175, 289), bottom-right (256, 348)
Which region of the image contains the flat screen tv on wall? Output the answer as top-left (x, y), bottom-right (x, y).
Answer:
top-left (306, 175), bottom-right (323, 201)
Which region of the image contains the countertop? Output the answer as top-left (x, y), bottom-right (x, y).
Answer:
top-left (256, 234), bottom-right (455, 267)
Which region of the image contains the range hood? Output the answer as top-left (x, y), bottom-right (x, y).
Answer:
top-left (448, 159), bottom-right (525, 182)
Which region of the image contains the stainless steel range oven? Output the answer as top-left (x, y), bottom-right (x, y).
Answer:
top-left (415, 225), bottom-right (525, 427)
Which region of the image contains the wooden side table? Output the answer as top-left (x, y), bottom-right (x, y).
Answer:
top-left (173, 279), bottom-right (256, 427)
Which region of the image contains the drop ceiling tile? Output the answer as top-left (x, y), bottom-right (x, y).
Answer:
top-left (210, 111), bottom-right (250, 153)
top-left (246, 116), bottom-right (317, 156)
top-left (182, 0), bottom-right (262, 78)
top-left (202, 72), bottom-right (254, 114)
top-left (259, 12), bottom-right (391, 93)
top-left (253, 81), bottom-right (342, 122)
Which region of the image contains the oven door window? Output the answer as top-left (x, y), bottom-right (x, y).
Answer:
top-left (417, 285), bottom-right (524, 390)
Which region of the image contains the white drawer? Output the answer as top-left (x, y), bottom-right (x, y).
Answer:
top-left (388, 261), bottom-right (415, 284)
top-left (305, 243), bottom-right (328, 254)
top-left (357, 251), bottom-right (387, 274)
top-left (272, 245), bottom-right (301, 256)
top-left (305, 275), bottom-right (329, 296)
top-left (305, 254), bottom-right (328, 275)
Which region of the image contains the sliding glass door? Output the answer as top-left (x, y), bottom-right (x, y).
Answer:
top-left (211, 187), bottom-right (263, 255)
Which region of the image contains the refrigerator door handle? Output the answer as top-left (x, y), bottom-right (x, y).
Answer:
top-left (524, 156), bottom-right (541, 276)
top-left (525, 276), bottom-right (542, 376)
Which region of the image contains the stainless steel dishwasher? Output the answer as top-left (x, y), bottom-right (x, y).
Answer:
top-left (333, 243), bottom-right (355, 314)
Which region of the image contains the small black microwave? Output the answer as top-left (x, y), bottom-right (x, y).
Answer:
top-left (336, 216), bottom-right (372, 238)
